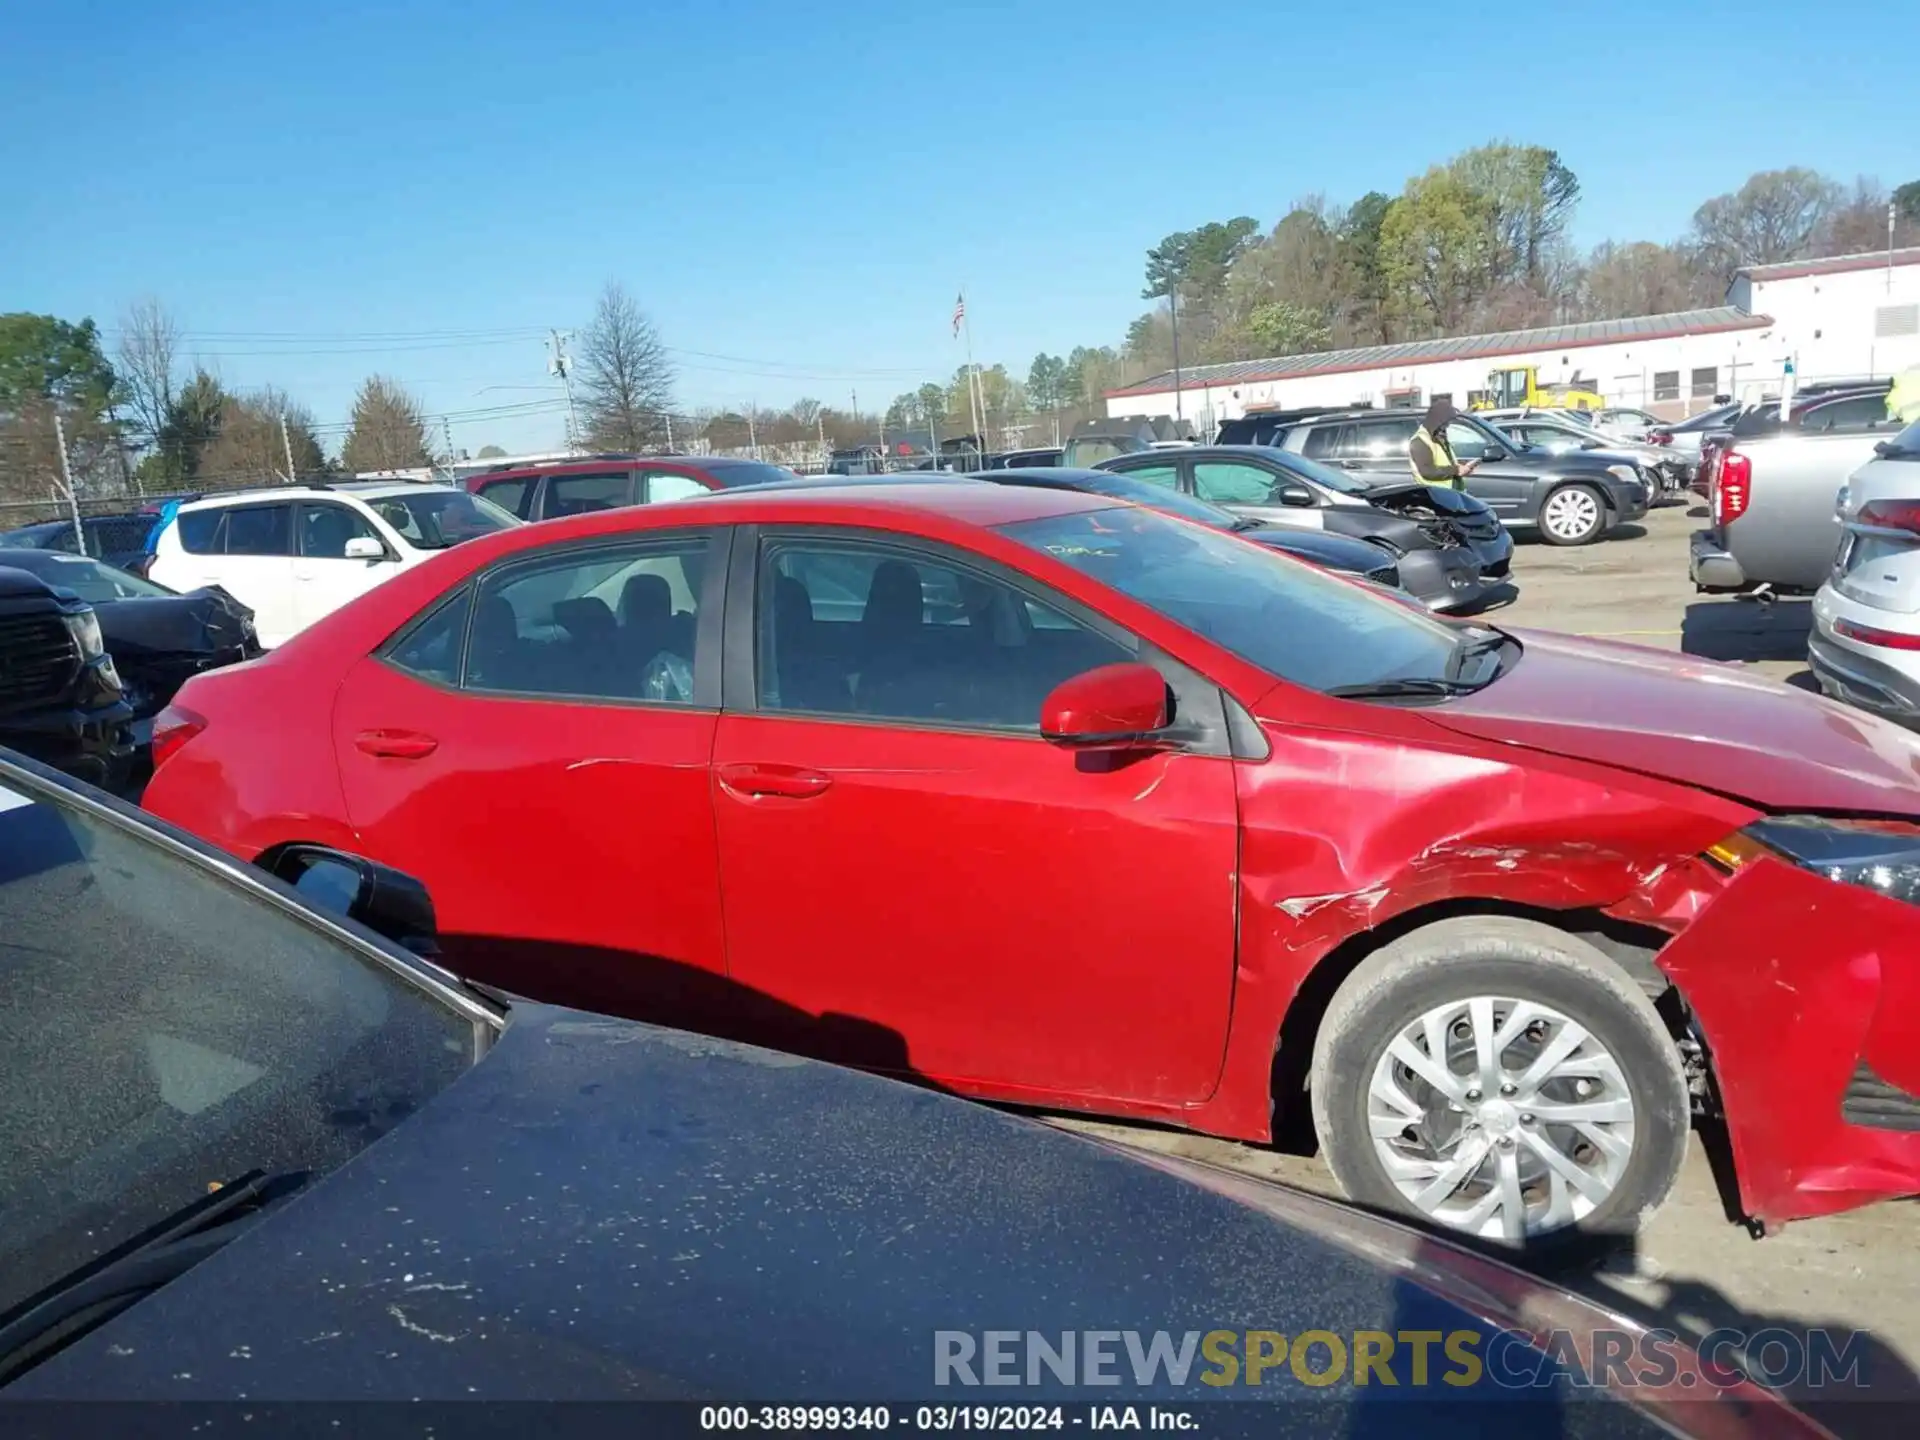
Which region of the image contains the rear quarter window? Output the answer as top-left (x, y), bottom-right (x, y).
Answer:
top-left (177, 510), bottom-right (223, 554)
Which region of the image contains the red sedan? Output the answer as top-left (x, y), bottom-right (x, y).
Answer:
top-left (143, 481), bottom-right (1920, 1249)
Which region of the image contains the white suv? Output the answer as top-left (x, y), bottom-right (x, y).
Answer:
top-left (149, 481), bottom-right (519, 647)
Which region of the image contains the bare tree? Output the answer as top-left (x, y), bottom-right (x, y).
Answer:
top-left (117, 298), bottom-right (180, 453)
top-left (578, 282), bottom-right (674, 451)
top-left (341, 376), bottom-right (432, 473)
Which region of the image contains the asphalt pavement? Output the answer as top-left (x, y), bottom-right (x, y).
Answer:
top-left (1052, 500), bottom-right (1920, 1437)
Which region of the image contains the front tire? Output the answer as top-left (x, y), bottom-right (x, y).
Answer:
top-left (1309, 916), bottom-right (1688, 1254)
top-left (1537, 483), bottom-right (1607, 545)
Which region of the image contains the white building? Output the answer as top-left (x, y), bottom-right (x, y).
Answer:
top-left (1104, 246), bottom-right (1920, 432)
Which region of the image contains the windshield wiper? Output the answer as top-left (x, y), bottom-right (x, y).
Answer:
top-left (0, 1168), bottom-right (307, 1384)
top-left (1326, 677), bottom-right (1480, 700)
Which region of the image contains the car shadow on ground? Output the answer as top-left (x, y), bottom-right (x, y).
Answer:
top-left (442, 934), bottom-right (926, 1079)
top-left (1329, 1196), bottom-right (1920, 1439)
top-left (1681, 598), bottom-right (1812, 663)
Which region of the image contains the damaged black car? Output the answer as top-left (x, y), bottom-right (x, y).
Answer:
top-left (0, 550), bottom-right (260, 774)
top-left (0, 565), bottom-right (133, 789)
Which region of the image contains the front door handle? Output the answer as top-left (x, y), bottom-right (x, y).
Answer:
top-left (355, 728), bottom-right (439, 760)
top-left (716, 762), bottom-right (833, 800)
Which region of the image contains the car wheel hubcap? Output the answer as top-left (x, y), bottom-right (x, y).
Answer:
top-left (1366, 996), bottom-right (1636, 1242)
top-left (1544, 489), bottom-right (1600, 540)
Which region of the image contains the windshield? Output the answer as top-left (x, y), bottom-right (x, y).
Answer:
top-left (708, 462), bottom-right (803, 489)
top-left (997, 504), bottom-right (1467, 694)
top-left (1881, 416), bottom-right (1920, 460)
top-left (1257, 445), bottom-right (1374, 495)
top-left (0, 551), bottom-right (174, 602)
top-left (1070, 472), bottom-right (1233, 529)
top-left (0, 772), bottom-right (479, 1319)
top-left (366, 488), bottom-right (518, 550)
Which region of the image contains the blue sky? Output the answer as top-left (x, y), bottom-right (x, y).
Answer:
top-left (4, 0), bottom-right (1913, 454)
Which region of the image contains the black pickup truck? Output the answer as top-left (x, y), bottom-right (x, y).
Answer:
top-left (0, 565), bottom-right (133, 788)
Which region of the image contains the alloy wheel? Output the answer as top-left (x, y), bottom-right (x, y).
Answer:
top-left (1366, 996), bottom-right (1636, 1243)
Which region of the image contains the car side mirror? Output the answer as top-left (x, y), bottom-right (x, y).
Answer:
top-left (1040, 663), bottom-right (1172, 750)
top-left (269, 845), bottom-right (440, 956)
top-left (343, 536), bottom-right (388, 561)
top-left (1276, 484), bottom-right (1315, 508)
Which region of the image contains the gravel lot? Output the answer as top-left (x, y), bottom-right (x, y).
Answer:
top-left (1053, 501), bottom-right (1920, 1435)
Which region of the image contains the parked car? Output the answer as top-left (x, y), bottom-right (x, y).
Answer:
top-left (1647, 403), bottom-right (1745, 475)
top-left (0, 549), bottom-right (261, 771)
top-left (0, 510), bottom-right (163, 575)
top-left (1809, 415), bottom-right (1920, 723)
top-left (147, 481), bottom-right (520, 648)
top-left (1096, 444), bottom-right (1512, 612)
top-left (1487, 414), bottom-right (1691, 501)
top-left (464, 452), bottom-right (801, 520)
top-left (0, 755), bottom-right (1833, 1428)
top-left (0, 565), bottom-right (132, 788)
top-left (1251, 409), bottom-right (1651, 545)
top-left (970, 467), bottom-right (1408, 589)
top-left (1690, 388), bottom-right (1906, 596)
top-left (1587, 407), bottom-right (1665, 442)
top-left (145, 481), bottom-right (1920, 1250)
top-left (990, 447), bottom-right (1065, 468)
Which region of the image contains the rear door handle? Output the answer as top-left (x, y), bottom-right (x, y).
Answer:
top-left (716, 762), bottom-right (832, 800)
top-left (355, 728), bottom-right (439, 760)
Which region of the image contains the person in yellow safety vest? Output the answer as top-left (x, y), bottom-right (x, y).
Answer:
top-left (1889, 366), bottom-right (1920, 424)
top-left (1408, 398), bottom-right (1482, 490)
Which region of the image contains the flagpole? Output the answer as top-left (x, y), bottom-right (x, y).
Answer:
top-left (961, 287), bottom-right (985, 450)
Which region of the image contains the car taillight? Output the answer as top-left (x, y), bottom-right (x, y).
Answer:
top-left (1835, 619), bottom-right (1920, 652)
top-left (1858, 499), bottom-right (1920, 536)
top-left (150, 704), bottom-right (207, 771)
top-left (1715, 451), bottom-right (1752, 525)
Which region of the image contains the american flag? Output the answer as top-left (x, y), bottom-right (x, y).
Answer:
top-left (951, 292), bottom-right (966, 338)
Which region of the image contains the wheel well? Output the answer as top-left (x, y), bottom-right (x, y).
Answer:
top-left (1267, 897), bottom-right (1673, 1154)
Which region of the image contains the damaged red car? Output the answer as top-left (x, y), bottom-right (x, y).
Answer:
top-left (142, 482), bottom-right (1920, 1250)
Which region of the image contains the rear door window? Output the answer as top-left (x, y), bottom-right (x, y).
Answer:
top-left (474, 477), bottom-right (534, 519)
top-left (177, 510), bottom-right (223, 554)
top-left (221, 504), bottom-right (294, 556)
top-left (540, 472), bottom-right (635, 519)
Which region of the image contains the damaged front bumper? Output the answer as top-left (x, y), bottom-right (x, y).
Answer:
top-left (1653, 859), bottom-right (1920, 1226)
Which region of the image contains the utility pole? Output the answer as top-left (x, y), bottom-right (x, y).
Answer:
top-left (280, 412), bottom-right (298, 483)
top-left (1891, 201), bottom-right (1900, 293)
top-left (1169, 284), bottom-right (1184, 424)
top-left (53, 413), bottom-right (84, 551)
top-left (548, 330), bottom-right (580, 452)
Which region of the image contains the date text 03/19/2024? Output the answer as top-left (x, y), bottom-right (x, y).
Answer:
top-left (699, 1407), bottom-right (1191, 1432)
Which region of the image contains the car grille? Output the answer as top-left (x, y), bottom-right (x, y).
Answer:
top-left (0, 613), bottom-right (79, 709)
top-left (1842, 1062), bottom-right (1920, 1131)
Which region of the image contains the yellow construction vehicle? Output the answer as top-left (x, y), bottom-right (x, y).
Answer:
top-left (1467, 366), bottom-right (1606, 412)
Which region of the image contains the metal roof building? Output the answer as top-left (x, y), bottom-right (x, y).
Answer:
top-left (1103, 248), bottom-right (1920, 430)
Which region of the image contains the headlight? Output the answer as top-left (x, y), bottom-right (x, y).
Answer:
top-left (1606, 464), bottom-right (1641, 486)
top-left (64, 608), bottom-right (105, 660)
top-left (1707, 816), bottom-right (1920, 906)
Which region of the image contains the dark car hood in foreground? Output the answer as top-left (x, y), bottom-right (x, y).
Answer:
top-left (1429, 628), bottom-right (1920, 816)
top-left (10, 1008), bottom-right (1810, 1434)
